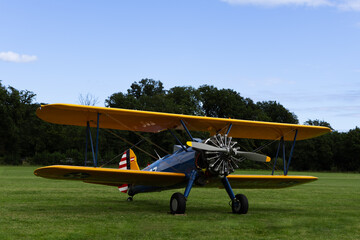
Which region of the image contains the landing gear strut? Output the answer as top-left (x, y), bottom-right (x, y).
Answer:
top-left (169, 170), bottom-right (197, 215)
top-left (222, 177), bottom-right (249, 214)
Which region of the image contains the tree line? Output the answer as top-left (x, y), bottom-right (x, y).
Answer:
top-left (0, 79), bottom-right (359, 172)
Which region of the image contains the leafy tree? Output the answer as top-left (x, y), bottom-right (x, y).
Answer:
top-left (257, 101), bottom-right (298, 124)
top-left (0, 81), bottom-right (38, 164)
top-left (334, 128), bottom-right (360, 172)
top-left (105, 91), bottom-right (138, 109)
top-left (292, 133), bottom-right (334, 171)
top-left (198, 85), bottom-right (247, 119)
top-left (166, 86), bottom-right (202, 115)
top-left (106, 79), bottom-right (171, 113)
top-left (305, 119), bottom-right (333, 130)
top-left (128, 79), bottom-right (165, 99)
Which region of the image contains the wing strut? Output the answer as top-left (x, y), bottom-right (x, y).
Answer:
top-left (226, 123), bottom-right (233, 135)
top-left (85, 122), bottom-right (89, 166)
top-left (168, 129), bottom-right (187, 152)
top-left (180, 119), bottom-right (194, 141)
top-left (84, 113), bottom-right (101, 167)
top-left (271, 129), bottom-right (298, 176)
top-left (286, 129), bottom-right (298, 175)
top-left (95, 113), bottom-right (100, 167)
top-left (85, 121), bottom-right (96, 166)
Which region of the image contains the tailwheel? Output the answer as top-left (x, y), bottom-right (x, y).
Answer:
top-left (170, 192), bottom-right (186, 214)
top-left (232, 194), bottom-right (248, 214)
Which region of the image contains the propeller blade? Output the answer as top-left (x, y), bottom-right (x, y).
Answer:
top-left (186, 141), bottom-right (227, 152)
top-left (187, 141), bottom-right (271, 162)
top-left (235, 151), bottom-right (271, 163)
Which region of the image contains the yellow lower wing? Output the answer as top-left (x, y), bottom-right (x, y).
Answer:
top-left (34, 166), bottom-right (317, 189)
top-left (222, 175), bottom-right (317, 189)
top-left (34, 165), bottom-right (186, 187)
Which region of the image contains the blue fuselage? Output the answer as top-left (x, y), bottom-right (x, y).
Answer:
top-left (128, 148), bottom-right (197, 196)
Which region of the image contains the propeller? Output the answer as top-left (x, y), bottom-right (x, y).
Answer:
top-left (187, 141), bottom-right (270, 163)
top-left (186, 134), bottom-right (271, 177)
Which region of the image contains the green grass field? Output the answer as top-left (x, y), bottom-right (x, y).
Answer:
top-left (1, 166), bottom-right (359, 240)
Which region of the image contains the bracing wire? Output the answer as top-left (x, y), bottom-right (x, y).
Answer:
top-left (105, 113), bottom-right (170, 155)
top-left (99, 138), bottom-right (144, 168)
top-left (104, 129), bottom-right (157, 160)
top-left (254, 129), bottom-right (298, 175)
top-left (232, 129), bottom-right (297, 175)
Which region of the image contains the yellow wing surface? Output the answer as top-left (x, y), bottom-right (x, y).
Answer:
top-left (36, 104), bottom-right (330, 141)
top-left (34, 165), bottom-right (186, 187)
top-left (34, 165), bottom-right (317, 189)
top-left (225, 175), bottom-right (317, 189)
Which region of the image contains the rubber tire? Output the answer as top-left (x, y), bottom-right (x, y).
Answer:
top-left (232, 194), bottom-right (248, 214)
top-left (170, 192), bottom-right (186, 214)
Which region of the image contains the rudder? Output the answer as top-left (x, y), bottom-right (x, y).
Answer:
top-left (118, 149), bottom-right (139, 193)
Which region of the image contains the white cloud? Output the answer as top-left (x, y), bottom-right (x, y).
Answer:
top-left (337, 0), bottom-right (360, 11)
top-left (221, 0), bottom-right (360, 11)
top-left (0, 51), bottom-right (37, 63)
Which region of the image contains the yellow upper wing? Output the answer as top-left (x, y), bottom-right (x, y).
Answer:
top-left (36, 103), bottom-right (331, 141)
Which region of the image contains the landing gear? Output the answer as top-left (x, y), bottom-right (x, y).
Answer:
top-left (127, 196), bottom-right (133, 202)
top-left (169, 170), bottom-right (197, 215)
top-left (221, 177), bottom-right (249, 214)
top-left (170, 192), bottom-right (186, 214)
top-left (231, 194), bottom-right (248, 214)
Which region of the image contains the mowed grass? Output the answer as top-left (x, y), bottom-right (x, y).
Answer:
top-left (1, 166), bottom-right (359, 240)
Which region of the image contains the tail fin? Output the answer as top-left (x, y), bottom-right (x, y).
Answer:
top-left (118, 149), bottom-right (139, 193)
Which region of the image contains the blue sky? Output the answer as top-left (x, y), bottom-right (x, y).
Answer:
top-left (0, 0), bottom-right (359, 131)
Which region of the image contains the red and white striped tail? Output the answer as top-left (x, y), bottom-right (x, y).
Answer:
top-left (118, 149), bottom-right (139, 194)
top-left (118, 151), bottom-right (128, 193)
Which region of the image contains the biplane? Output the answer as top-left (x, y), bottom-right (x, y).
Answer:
top-left (34, 104), bottom-right (331, 214)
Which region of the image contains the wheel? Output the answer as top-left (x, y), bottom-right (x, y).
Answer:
top-left (232, 194), bottom-right (248, 214)
top-left (170, 192), bottom-right (186, 214)
top-left (127, 197), bottom-right (133, 202)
